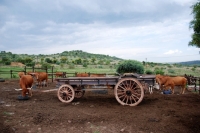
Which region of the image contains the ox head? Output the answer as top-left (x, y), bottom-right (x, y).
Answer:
top-left (29, 72), bottom-right (39, 79)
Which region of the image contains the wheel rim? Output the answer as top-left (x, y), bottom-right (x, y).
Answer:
top-left (57, 84), bottom-right (75, 103)
top-left (114, 78), bottom-right (144, 106)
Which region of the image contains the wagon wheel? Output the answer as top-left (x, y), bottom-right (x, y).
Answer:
top-left (57, 84), bottom-right (75, 103)
top-left (114, 78), bottom-right (144, 106)
top-left (73, 85), bottom-right (85, 98)
top-left (75, 90), bottom-right (85, 98)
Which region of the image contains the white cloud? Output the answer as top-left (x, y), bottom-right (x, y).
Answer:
top-left (164, 50), bottom-right (182, 55)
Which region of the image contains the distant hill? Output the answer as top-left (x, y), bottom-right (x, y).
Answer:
top-left (176, 60), bottom-right (200, 66)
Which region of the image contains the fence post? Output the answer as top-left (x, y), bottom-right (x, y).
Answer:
top-left (194, 78), bottom-right (197, 92)
top-left (199, 78), bottom-right (200, 94)
top-left (24, 66), bottom-right (27, 74)
top-left (51, 66), bottom-right (54, 82)
top-left (46, 66), bottom-right (47, 73)
top-left (32, 66), bottom-right (34, 72)
top-left (10, 70), bottom-right (12, 78)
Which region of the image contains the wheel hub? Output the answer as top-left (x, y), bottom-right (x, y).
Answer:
top-left (63, 92), bottom-right (67, 96)
top-left (126, 90), bottom-right (132, 96)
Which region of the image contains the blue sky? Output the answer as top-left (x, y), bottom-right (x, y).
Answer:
top-left (0, 0), bottom-right (199, 63)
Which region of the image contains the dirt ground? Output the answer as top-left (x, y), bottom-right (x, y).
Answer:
top-left (0, 79), bottom-right (200, 133)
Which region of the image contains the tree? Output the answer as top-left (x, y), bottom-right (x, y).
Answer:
top-left (60, 57), bottom-right (67, 63)
top-left (116, 60), bottom-right (144, 74)
top-left (45, 58), bottom-right (52, 63)
top-left (189, 1), bottom-right (200, 47)
top-left (91, 58), bottom-right (96, 64)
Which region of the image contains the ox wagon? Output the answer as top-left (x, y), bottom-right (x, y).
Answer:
top-left (55, 73), bottom-right (156, 106)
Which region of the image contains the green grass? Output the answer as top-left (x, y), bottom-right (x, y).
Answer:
top-left (0, 65), bottom-right (200, 79)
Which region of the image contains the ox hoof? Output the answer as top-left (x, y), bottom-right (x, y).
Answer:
top-left (17, 95), bottom-right (29, 100)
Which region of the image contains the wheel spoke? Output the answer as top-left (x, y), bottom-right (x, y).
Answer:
top-left (122, 95), bottom-right (128, 102)
top-left (132, 94), bottom-right (140, 100)
top-left (118, 84), bottom-right (126, 90)
top-left (118, 94), bottom-right (126, 99)
top-left (130, 80), bottom-right (136, 89)
top-left (131, 95), bottom-right (137, 103)
top-left (125, 96), bottom-right (129, 104)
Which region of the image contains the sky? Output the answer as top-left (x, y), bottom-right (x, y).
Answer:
top-left (0, 0), bottom-right (200, 63)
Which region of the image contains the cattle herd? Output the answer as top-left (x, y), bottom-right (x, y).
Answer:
top-left (17, 71), bottom-right (198, 100)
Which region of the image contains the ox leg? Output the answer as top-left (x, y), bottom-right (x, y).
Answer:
top-left (149, 85), bottom-right (153, 94)
top-left (46, 80), bottom-right (48, 87)
top-left (171, 86), bottom-right (175, 94)
top-left (22, 88), bottom-right (27, 97)
top-left (27, 87), bottom-right (33, 97)
top-left (179, 86), bottom-right (183, 94)
top-left (39, 81), bottom-right (41, 88)
top-left (182, 85), bottom-right (186, 94)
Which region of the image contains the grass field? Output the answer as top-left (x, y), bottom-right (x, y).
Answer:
top-left (0, 65), bottom-right (200, 79)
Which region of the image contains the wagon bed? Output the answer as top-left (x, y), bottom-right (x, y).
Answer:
top-left (55, 73), bottom-right (156, 106)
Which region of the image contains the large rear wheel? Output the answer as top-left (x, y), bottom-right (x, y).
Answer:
top-left (114, 78), bottom-right (144, 106)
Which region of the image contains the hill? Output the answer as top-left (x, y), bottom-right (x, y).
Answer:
top-left (0, 50), bottom-right (123, 66)
top-left (176, 60), bottom-right (200, 66)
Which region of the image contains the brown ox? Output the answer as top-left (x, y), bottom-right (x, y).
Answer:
top-left (90, 74), bottom-right (106, 77)
top-left (155, 74), bottom-right (170, 90)
top-left (18, 72), bottom-right (25, 78)
top-left (75, 73), bottom-right (89, 77)
top-left (163, 76), bottom-right (187, 94)
top-left (31, 72), bottom-right (48, 88)
top-left (55, 72), bottom-right (64, 78)
top-left (19, 75), bottom-right (34, 97)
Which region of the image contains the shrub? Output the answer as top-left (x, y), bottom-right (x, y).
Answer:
top-left (5, 61), bottom-right (11, 65)
top-left (116, 60), bottom-right (144, 74)
top-left (145, 69), bottom-right (154, 74)
top-left (83, 63), bottom-right (88, 68)
top-left (154, 69), bottom-right (164, 75)
top-left (98, 65), bottom-right (103, 68)
top-left (12, 74), bottom-right (17, 78)
top-left (41, 63), bottom-right (51, 69)
top-left (68, 64), bottom-right (75, 69)
top-left (168, 69), bottom-right (175, 74)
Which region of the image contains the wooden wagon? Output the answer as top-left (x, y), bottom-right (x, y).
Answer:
top-left (55, 73), bottom-right (156, 106)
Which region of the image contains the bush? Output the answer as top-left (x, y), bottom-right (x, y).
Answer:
top-left (98, 65), bottom-right (103, 68)
top-left (83, 63), bottom-right (88, 68)
top-left (145, 69), bottom-right (154, 74)
top-left (41, 63), bottom-right (51, 69)
top-left (116, 60), bottom-right (144, 74)
top-left (154, 69), bottom-right (164, 75)
top-left (5, 61), bottom-right (11, 65)
top-left (68, 64), bottom-right (75, 69)
top-left (168, 69), bottom-right (175, 74)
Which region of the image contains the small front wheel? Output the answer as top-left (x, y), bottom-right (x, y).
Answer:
top-left (57, 84), bottom-right (75, 103)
